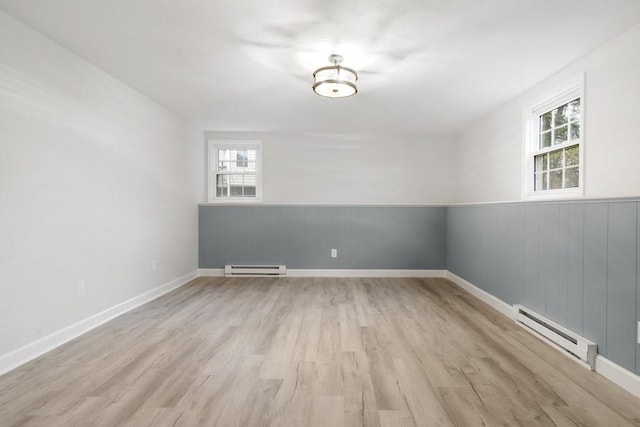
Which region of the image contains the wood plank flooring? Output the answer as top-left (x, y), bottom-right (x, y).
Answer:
top-left (1, 277), bottom-right (639, 426)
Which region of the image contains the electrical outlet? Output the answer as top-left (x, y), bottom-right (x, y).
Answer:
top-left (331, 248), bottom-right (337, 258)
top-left (77, 281), bottom-right (86, 297)
top-left (151, 260), bottom-right (158, 271)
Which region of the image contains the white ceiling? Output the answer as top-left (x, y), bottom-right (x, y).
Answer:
top-left (1, 0), bottom-right (639, 135)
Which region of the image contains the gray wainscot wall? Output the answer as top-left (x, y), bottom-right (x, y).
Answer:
top-left (199, 205), bottom-right (447, 270)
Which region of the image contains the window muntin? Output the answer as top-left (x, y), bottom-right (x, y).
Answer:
top-left (209, 141), bottom-right (261, 202)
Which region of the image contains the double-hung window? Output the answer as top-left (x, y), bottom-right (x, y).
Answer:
top-left (525, 79), bottom-right (584, 198)
top-left (208, 140), bottom-right (262, 202)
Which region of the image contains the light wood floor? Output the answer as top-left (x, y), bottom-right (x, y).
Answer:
top-left (1, 277), bottom-right (639, 426)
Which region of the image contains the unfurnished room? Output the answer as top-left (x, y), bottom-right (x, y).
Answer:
top-left (1, 1), bottom-right (640, 426)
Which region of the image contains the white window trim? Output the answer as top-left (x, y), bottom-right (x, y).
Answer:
top-left (522, 75), bottom-right (585, 200)
top-left (208, 140), bottom-right (263, 203)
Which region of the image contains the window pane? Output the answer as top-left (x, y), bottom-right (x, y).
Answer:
top-left (540, 131), bottom-right (552, 148)
top-left (565, 145), bottom-right (579, 167)
top-left (236, 150), bottom-right (248, 168)
top-left (570, 122), bottom-right (580, 140)
top-left (569, 99), bottom-right (580, 121)
top-left (540, 112), bottom-right (553, 132)
top-left (549, 149), bottom-right (563, 169)
top-left (218, 149), bottom-right (230, 161)
top-left (554, 104), bottom-right (568, 126)
top-left (245, 161), bottom-right (256, 173)
top-left (565, 167), bottom-right (579, 188)
top-left (554, 125), bottom-right (567, 145)
top-left (215, 174), bottom-right (258, 198)
top-left (535, 172), bottom-right (546, 191)
top-left (534, 153), bottom-right (547, 172)
top-left (549, 170), bottom-right (563, 189)
top-left (216, 174), bottom-right (229, 197)
top-left (218, 160), bottom-right (231, 171)
top-left (228, 174), bottom-right (243, 196)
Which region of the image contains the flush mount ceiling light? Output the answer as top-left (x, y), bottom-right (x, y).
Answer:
top-left (312, 54), bottom-right (358, 98)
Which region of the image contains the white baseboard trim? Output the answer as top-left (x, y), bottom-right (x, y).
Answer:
top-left (286, 269), bottom-right (447, 278)
top-left (197, 268), bottom-right (447, 278)
top-left (445, 271), bottom-right (515, 319)
top-left (595, 355), bottom-right (640, 399)
top-left (198, 268), bottom-right (224, 277)
top-left (0, 270), bottom-right (198, 376)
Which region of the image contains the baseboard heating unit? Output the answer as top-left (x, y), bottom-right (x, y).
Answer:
top-left (513, 305), bottom-right (597, 370)
top-left (224, 265), bottom-right (286, 277)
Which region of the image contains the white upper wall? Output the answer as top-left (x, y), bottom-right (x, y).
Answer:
top-left (455, 22), bottom-right (640, 203)
top-left (0, 10), bottom-right (199, 357)
top-left (201, 131), bottom-right (457, 205)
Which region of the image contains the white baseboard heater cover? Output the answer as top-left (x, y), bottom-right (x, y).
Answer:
top-left (513, 305), bottom-right (597, 370)
top-left (224, 265), bottom-right (286, 277)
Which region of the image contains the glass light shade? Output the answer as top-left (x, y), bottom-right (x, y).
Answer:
top-left (312, 65), bottom-right (358, 98)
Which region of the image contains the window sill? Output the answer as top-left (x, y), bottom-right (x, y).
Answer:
top-left (524, 188), bottom-right (584, 201)
top-left (205, 199), bottom-right (261, 205)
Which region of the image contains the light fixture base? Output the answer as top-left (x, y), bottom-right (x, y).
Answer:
top-left (328, 54), bottom-right (343, 65)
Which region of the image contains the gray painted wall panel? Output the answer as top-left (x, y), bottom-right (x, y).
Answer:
top-left (515, 205), bottom-right (526, 307)
top-left (462, 208), bottom-right (479, 287)
top-left (582, 203), bottom-right (609, 356)
top-left (523, 205), bottom-right (540, 312)
top-left (478, 207), bottom-right (493, 296)
top-left (539, 206), bottom-right (549, 316)
top-left (606, 202), bottom-right (637, 372)
top-left (461, 208), bottom-right (479, 284)
top-left (446, 208), bottom-right (461, 276)
top-left (556, 204), bottom-right (570, 327)
top-left (496, 206), bottom-right (514, 301)
top-left (566, 203), bottom-right (584, 335)
top-left (637, 202), bottom-right (640, 375)
top-left (493, 207), bottom-right (505, 298)
top-left (545, 204), bottom-right (561, 322)
top-left (500, 205), bottom-right (523, 304)
top-left (199, 206), bottom-right (446, 269)
top-left (449, 207), bottom-right (470, 279)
